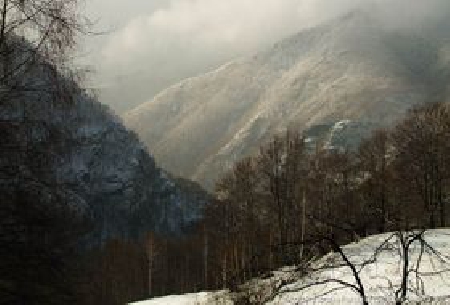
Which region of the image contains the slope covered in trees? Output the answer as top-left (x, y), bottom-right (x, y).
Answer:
top-left (0, 38), bottom-right (209, 244)
top-left (0, 2), bottom-right (210, 303)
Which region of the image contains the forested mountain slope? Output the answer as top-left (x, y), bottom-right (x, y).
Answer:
top-left (0, 39), bottom-right (209, 245)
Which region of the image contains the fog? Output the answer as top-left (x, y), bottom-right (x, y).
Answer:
top-left (82, 0), bottom-right (450, 113)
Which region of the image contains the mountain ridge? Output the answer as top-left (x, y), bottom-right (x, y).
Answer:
top-left (125, 10), bottom-right (450, 190)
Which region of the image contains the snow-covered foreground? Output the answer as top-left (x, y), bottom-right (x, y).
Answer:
top-left (132, 229), bottom-right (450, 304)
top-left (269, 230), bottom-right (450, 304)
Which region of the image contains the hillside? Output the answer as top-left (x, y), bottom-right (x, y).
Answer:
top-left (125, 10), bottom-right (450, 190)
top-left (0, 39), bottom-right (210, 245)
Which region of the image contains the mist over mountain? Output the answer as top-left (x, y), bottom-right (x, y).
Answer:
top-left (88, 0), bottom-right (450, 113)
top-left (125, 10), bottom-right (450, 190)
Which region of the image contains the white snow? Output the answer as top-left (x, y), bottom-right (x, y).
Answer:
top-left (132, 291), bottom-right (233, 305)
top-left (269, 230), bottom-right (450, 304)
top-left (132, 229), bottom-right (450, 304)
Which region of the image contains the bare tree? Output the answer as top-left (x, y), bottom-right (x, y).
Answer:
top-left (358, 129), bottom-right (395, 233)
top-left (0, 0), bottom-right (89, 84)
top-left (264, 227), bottom-right (449, 305)
top-left (0, 1), bottom-right (92, 304)
top-left (392, 103), bottom-right (450, 228)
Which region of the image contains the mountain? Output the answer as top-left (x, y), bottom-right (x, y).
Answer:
top-left (124, 10), bottom-right (450, 190)
top-left (0, 39), bottom-right (210, 245)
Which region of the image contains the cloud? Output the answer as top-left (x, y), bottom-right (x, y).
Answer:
top-left (92, 0), bottom-right (450, 112)
top-left (100, 0), bottom-right (366, 68)
top-left (102, 0), bottom-right (299, 70)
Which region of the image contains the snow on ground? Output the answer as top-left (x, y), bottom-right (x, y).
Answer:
top-left (132, 291), bottom-right (233, 305)
top-left (269, 230), bottom-right (450, 304)
top-left (132, 229), bottom-right (450, 304)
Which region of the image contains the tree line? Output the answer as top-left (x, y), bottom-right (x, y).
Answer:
top-left (7, 100), bottom-right (446, 303)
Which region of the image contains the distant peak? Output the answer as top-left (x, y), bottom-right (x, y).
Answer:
top-left (334, 8), bottom-right (377, 26)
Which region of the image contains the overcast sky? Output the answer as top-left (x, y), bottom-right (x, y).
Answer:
top-left (81, 0), bottom-right (450, 113)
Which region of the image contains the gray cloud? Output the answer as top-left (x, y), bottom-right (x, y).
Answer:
top-left (85, 0), bottom-right (450, 113)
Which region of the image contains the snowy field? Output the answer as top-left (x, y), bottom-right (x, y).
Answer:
top-left (133, 229), bottom-right (450, 304)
